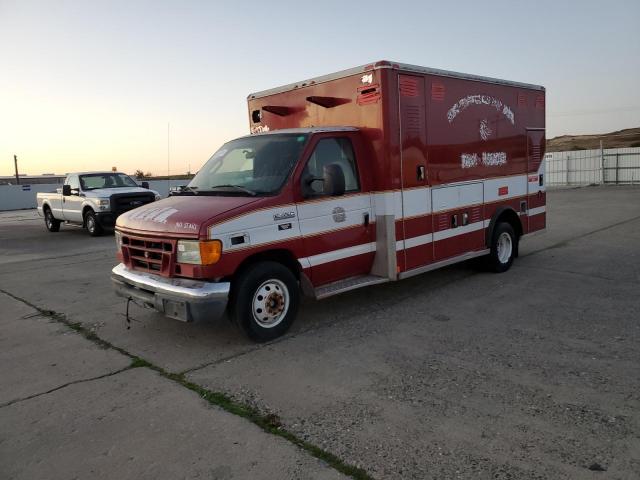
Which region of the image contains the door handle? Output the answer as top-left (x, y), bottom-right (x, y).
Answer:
top-left (417, 165), bottom-right (426, 181)
top-left (363, 212), bottom-right (370, 227)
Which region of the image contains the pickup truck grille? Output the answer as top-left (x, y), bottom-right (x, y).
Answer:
top-left (121, 234), bottom-right (176, 276)
top-left (111, 193), bottom-right (156, 216)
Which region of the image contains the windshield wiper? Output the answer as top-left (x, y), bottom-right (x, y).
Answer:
top-left (209, 185), bottom-right (257, 196)
top-left (182, 186), bottom-right (199, 195)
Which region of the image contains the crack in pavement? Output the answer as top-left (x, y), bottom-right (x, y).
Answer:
top-left (0, 286), bottom-right (372, 480)
top-left (0, 365), bottom-right (134, 409)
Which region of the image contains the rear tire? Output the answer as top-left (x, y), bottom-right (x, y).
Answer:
top-left (85, 210), bottom-right (103, 236)
top-left (488, 222), bottom-right (517, 273)
top-left (231, 261), bottom-right (299, 342)
top-left (44, 208), bottom-right (60, 232)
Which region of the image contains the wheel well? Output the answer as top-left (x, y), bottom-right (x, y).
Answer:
top-left (82, 205), bottom-right (94, 218)
top-left (232, 249), bottom-right (301, 281)
top-left (43, 204), bottom-right (51, 213)
top-left (486, 208), bottom-right (523, 247)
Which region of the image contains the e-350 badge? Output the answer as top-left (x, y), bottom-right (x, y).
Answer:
top-left (273, 211), bottom-right (296, 221)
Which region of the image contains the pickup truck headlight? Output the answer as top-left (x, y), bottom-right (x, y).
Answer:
top-left (177, 240), bottom-right (222, 265)
top-left (98, 199), bottom-right (110, 206)
top-left (114, 231), bottom-right (123, 250)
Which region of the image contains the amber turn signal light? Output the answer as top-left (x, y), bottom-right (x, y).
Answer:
top-left (199, 240), bottom-right (222, 265)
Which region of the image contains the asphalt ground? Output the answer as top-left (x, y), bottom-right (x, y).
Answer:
top-left (0, 185), bottom-right (638, 479)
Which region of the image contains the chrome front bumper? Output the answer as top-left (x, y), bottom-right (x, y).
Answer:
top-left (111, 263), bottom-right (229, 322)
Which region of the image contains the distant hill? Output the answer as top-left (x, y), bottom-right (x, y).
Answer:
top-left (547, 127), bottom-right (640, 152)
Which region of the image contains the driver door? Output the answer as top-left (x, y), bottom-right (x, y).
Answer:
top-left (295, 134), bottom-right (374, 286)
top-left (63, 175), bottom-right (84, 222)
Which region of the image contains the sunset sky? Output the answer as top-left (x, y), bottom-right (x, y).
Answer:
top-left (1, 0), bottom-right (639, 177)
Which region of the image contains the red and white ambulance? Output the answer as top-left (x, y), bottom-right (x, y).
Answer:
top-left (111, 61), bottom-right (546, 341)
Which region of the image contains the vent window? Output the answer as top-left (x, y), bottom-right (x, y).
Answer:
top-left (399, 77), bottom-right (419, 97)
top-left (517, 93), bottom-right (527, 107)
top-left (431, 82), bottom-right (445, 101)
top-left (356, 84), bottom-right (381, 105)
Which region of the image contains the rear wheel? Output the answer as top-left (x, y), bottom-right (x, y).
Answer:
top-left (85, 210), bottom-right (103, 236)
top-left (44, 208), bottom-right (60, 232)
top-left (488, 222), bottom-right (517, 272)
top-left (231, 261), bottom-right (299, 342)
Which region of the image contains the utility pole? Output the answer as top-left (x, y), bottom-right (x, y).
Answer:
top-left (14, 154), bottom-right (20, 185)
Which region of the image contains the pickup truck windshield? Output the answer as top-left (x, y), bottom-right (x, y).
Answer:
top-left (187, 133), bottom-right (309, 196)
top-left (80, 173), bottom-right (138, 190)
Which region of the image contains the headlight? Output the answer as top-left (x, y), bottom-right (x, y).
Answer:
top-left (114, 231), bottom-right (122, 250)
top-left (177, 240), bottom-right (222, 265)
top-left (98, 199), bottom-right (110, 206)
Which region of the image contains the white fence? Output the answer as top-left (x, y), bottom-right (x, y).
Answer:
top-left (2, 149), bottom-right (640, 211)
top-left (546, 147), bottom-right (640, 186)
top-left (0, 180), bottom-right (188, 211)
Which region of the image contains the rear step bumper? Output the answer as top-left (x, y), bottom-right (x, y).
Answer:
top-left (111, 263), bottom-right (229, 322)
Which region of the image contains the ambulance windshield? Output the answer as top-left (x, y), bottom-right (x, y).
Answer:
top-left (186, 133), bottom-right (309, 196)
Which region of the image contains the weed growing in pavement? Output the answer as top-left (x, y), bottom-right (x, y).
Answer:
top-left (0, 287), bottom-right (372, 480)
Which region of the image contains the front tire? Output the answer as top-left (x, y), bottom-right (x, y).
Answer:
top-left (488, 222), bottom-right (517, 273)
top-left (44, 208), bottom-right (60, 232)
top-left (85, 210), bottom-right (103, 236)
top-left (231, 261), bottom-right (299, 342)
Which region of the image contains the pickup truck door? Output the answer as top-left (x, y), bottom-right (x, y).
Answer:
top-left (62, 174), bottom-right (84, 222)
top-left (295, 133), bottom-right (375, 286)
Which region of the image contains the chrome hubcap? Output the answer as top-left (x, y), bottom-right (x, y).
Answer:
top-left (496, 232), bottom-right (513, 264)
top-left (87, 217), bottom-right (94, 231)
top-left (252, 279), bottom-right (289, 328)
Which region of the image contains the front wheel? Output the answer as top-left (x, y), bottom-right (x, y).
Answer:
top-left (85, 210), bottom-right (103, 236)
top-left (488, 222), bottom-right (517, 273)
top-left (231, 261), bottom-right (299, 342)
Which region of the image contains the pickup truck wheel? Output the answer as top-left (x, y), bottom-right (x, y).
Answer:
top-left (488, 222), bottom-right (516, 273)
top-left (44, 208), bottom-right (61, 232)
top-left (85, 210), bottom-right (103, 236)
top-left (231, 261), bottom-right (299, 342)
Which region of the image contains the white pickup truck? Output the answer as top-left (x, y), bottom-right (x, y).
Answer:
top-left (37, 171), bottom-right (160, 236)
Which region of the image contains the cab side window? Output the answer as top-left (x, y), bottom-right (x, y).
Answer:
top-left (302, 138), bottom-right (360, 196)
top-left (66, 175), bottom-right (80, 191)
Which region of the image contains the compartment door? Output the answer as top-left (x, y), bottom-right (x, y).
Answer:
top-left (398, 74), bottom-right (432, 271)
top-left (526, 128), bottom-right (546, 233)
top-left (432, 182), bottom-right (484, 261)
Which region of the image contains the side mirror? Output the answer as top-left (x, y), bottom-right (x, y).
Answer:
top-left (141, 181), bottom-right (149, 189)
top-left (62, 185), bottom-right (71, 196)
top-left (323, 163), bottom-right (345, 196)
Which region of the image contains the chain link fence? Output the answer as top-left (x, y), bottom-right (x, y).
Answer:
top-left (545, 147), bottom-right (640, 186)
